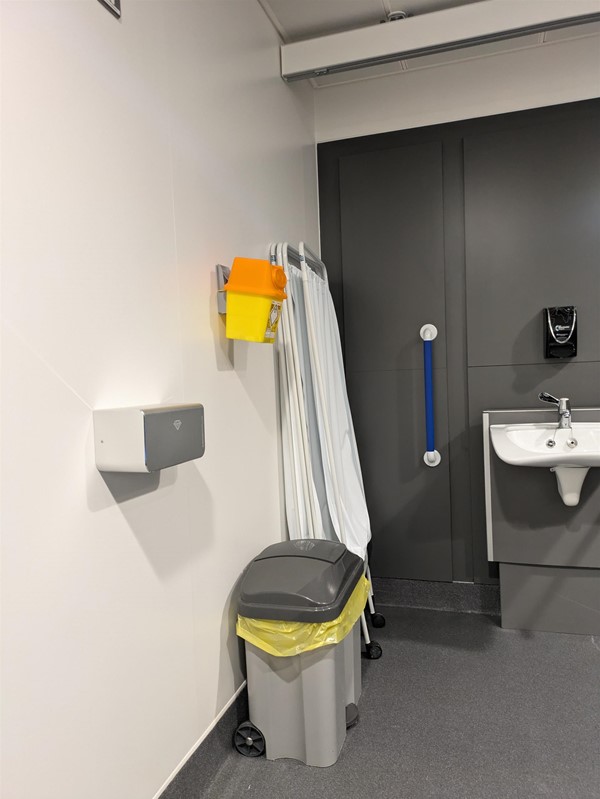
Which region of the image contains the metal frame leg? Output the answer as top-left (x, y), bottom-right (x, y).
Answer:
top-left (365, 563), bottom-right (385, 628)
top-left (360, 611), bottom-right (371, 645)
top-left (366, 565), bottom-right (376, 614)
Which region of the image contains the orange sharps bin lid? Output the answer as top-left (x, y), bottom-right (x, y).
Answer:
top-left (224, 258), bottom-right (287, 301)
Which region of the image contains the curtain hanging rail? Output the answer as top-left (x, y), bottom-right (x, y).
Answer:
top-left (284, 245), bottom-right (301, 265)
top-left (284, 243), bottom-right (326, 280)
top-left (301, 243), bottom-right (327, 281)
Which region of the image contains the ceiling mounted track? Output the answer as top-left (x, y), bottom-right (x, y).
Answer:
top-left (280, 0), bottom-right (600, 82)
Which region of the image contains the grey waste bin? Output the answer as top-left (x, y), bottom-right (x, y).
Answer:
top-left (234, 539), bottom-right (364, 767)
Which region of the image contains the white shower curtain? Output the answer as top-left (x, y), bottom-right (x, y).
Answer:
top-left (299, 243), bottom-right (371, 559)
top-left (275, 243), bottom-right (335, 544)
top-left (274, 242), bottom-right (371, 560)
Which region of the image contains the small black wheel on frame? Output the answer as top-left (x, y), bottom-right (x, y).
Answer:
top-left (371, 612), bottom-right (386, 628)
top-left (365, 641), bottom-right (383, 660)
top-left (233, 722), bottom-right (266, 758)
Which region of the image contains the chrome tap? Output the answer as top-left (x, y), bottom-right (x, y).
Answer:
top-left (538, 392), bottom-right (572, 429)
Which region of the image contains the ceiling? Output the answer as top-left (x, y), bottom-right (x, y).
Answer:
top-left (257, 0), bottom-right (481, 43)
top-left (257, 0), bottom-right (600, 87)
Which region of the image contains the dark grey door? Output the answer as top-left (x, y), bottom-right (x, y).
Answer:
top-left (339, 142), bottom-right (453, 581)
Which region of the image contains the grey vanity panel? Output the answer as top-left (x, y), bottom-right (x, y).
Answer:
top-left (346, 368), bottom-right (453, 581)
top-left (500, 563), bottom-right (600, 635)
top-left (339, 142), bottom-right (446, 374)
top-left (490, 454), bottom-right (600, 568)
top-left (468, 362), bottom-right (600, 581)
top-left (464, 114), bottom-right (600, 368)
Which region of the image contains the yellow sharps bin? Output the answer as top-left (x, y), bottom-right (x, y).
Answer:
top-left (224, 258), bottom-right (287, 343)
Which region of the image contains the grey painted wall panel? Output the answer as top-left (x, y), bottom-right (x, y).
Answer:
top-left (339, 143), bottom-right (446, 374)
top-left (319, 100), bottom-right (600, 586)
top-left (339, 140), bottom-right (453, 581)
top-left (346, 368), bottom-right (453, 581)
top-left (500, 563), bottom-right (600, 635)
top-left (464, 116), bottom-right (600, 368)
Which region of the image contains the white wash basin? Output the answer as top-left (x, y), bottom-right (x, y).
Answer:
top-left (490, 423), bottom-right (600, 468)
top-left (489, 422), bottom-right (600, 506)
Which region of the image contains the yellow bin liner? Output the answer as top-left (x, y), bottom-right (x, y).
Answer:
top-left (236, 576), bottom-right (370, 658)
top-left (224, 257), bottom-right (287, 343)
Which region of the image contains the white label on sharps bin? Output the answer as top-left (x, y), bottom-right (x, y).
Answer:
top-left (265, 301), bottom-right (282, 340)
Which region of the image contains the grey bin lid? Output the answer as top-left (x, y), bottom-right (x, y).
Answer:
top-left (238, 539), bottom-right (364, 623)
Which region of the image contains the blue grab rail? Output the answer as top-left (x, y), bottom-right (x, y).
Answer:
top-left (423, 339), bottom-right (435, 452)
top-left (420, 324), bottom-right (441, 468)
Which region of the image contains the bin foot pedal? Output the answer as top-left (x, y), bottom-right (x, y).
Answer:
top-left (345, 703), bottom-right (359, 729)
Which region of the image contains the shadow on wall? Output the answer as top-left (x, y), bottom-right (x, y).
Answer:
top-left (124, 464), bottom-right (212, 581)
top-left (98, 470), bottom-right (163, 502)
top-left (85, 427), bottom-right (167, 513)
top-left (87, 438), bottom-right (215, 580)
top-left (210, 268), bottom-right (247, 374)
top-left (216, 566), bottom-right (250, 715)
top-left (209, 267), bottom-right (280, 433)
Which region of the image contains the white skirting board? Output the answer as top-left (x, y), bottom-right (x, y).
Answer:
top-left (151, 681), bottom-right (247, 799)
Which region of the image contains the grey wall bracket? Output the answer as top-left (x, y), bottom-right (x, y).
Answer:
top-left (216, 264), bottom-right (231, 315)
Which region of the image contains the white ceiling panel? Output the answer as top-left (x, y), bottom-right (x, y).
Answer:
top-left (259, 0), bottom-right (481, 43)
top-left (259, 0), bottom-right (384, 43)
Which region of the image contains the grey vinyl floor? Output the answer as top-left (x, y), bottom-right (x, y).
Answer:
top-left (203, 607), bottom-right (600, 799)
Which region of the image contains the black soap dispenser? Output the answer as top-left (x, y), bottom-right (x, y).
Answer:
top-left (543, 306), bottom-right (577, 359)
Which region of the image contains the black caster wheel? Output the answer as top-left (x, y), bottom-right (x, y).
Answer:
top-left (371, 612), bottom-right (386, 628)
top-left (365, 641), bottom-right (383, 660)
top-left (233, 722), bottom-right (266, 758)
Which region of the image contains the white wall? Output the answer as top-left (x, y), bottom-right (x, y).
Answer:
top-left (0, 2), bottom-right (317, 798)
top-left (315, 35), bottom-right (600, 141)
